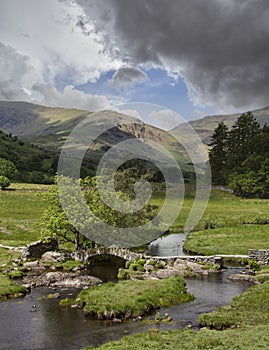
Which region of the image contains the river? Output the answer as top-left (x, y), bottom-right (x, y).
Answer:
top-left (0, 234), bottom-right (251, 350)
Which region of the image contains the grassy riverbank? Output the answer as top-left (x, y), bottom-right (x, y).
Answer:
top-left (0, 184), bottom-right (49, 299)
top-left (199, 280), bottom-right (269, 329)
top-left (85, 281), bottom-right (269, 350)
top-left (0, 273), bottom-right (26, 300)
top-left (62, 275), bottom-right (193, 319)
top-left (84, 326), bottom-right (269, 350)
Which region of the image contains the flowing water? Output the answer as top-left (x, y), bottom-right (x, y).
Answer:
top-left (148, 233), bottom-right (187, 256)
top-left (0, 235), bottom-right (251, 350)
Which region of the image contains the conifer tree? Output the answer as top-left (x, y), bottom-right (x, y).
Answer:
top-left (209, 121), bottom-right (229, 185)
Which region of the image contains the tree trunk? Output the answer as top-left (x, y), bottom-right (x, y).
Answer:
top-left (75, 231), bottom-right (80, 251)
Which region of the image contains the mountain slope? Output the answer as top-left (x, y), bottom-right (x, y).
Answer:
top-left (0, 100), bottom-right (90, 137)
top-left (0, 101), bottom-right (195, 179)
top-left (187, 105), bottom-right (269, 143)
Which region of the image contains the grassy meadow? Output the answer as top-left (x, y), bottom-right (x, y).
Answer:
top-left (152, 188), bottom-right (269, 255)
top-left (0, 183), bottom-right (49, 247)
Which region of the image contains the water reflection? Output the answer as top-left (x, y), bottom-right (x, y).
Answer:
top-left (148, 233), bottom-right (187, 256)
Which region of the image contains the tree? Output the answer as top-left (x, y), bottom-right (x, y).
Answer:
top-left (40, 175), bottom-right (158, 251)
top-left (226, 112), bottom-right (261, 171)
top-left (0, 158), bottom-right (17, 178)
top-left (40, 177), bottom-right (93, 251)
top-left (209, 121), bottom-right (229, 185)
top-left (228, 155), bottom-right (269, 198)
top-left (0, 158), bottom-right (17, 189)
top-left (0, 176), bottom-right (10, 190)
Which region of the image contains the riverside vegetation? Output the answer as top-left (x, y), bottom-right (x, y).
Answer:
top-left (60, 275), bottom-right (193, 320)
top-left (0, 184), bottom-right (269, 348)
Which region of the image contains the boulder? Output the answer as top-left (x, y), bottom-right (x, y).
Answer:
top-left (31, 271), bottom-right (102, 288)
top-left (41, 251), bottom-right (62, 262)
top-left (227, 273), bottom-right (259, 284)
top-left (24, 260), bottom-right (45, 270)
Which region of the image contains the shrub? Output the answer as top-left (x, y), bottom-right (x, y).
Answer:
top-left (0, 176), bottom-right (10, 190)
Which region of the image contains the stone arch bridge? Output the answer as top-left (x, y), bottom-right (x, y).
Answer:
top-left (73, 246), bottom-right (253, 269)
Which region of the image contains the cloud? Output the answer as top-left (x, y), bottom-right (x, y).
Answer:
top-left (0, 0), bottom-right (120, 107)
top-left (77, 0), bottom-right (269, 111)
top-left (34, 84), bottom-right (109, 111)
top-left (149, 109), bottom-right (182, 130)
top-left (109, 67), bottom-right (148, 90)
top-left (0, 43), bottom-right (39, 101)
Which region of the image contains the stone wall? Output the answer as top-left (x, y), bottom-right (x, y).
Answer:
top-left (80, 246), bottom-right (142, 262)
top-left (248, 249), bottom-right (269, 265)
top-left (149, 255), bottom-right (224, 269)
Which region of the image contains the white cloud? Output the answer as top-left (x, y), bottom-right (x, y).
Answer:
top-left (149, 109), bottom-right (182, 130)
top-left (34, 84), bottom-right (109, 111)
top-left (0, 0), bottom-right (121, 108)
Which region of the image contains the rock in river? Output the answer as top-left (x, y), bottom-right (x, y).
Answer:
top-left (24, 271), bottom-right (102, 288)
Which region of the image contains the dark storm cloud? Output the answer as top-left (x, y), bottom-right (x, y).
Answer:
top-left (77, 0), bottom-right (269, 110)
top-left (109, 67), bottom-right (148, 90)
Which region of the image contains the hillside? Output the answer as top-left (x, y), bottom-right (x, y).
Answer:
top-left (0, 129), bottom-right (57, 183)
top-left (187, 105), bottom-right (269, 143)
top-left (0, 101), bottom-right (195, 180)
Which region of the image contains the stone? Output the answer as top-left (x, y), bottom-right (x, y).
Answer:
top-left (47, 292), bottom-right (61, 299)
top-left (30, 271), bottom-right (102, 288)
top-left (41, 251), bottom-right (63, 262)
top-left (112, 318), bottom-right (122, 323)
top-left (24, 260), bottom-right (44, 270)
top-left (248, 249), bottom-right (269, 265)
top-left (227, 273), bottom-right (259, 284)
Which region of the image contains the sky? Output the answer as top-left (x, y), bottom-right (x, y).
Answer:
top-left (0, 0), bottom-right (268, 122)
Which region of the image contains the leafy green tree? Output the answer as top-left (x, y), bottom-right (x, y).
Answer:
top-left (228, 157), bottom-right (269, 198)
top-left (0, 158), bottom-right (17, 178)
top-left (82, 175), bottom-right (158, 228)
top-left (41, 175), bottom-right (158, 251)
top-left (209, 121), bottom-right (229, 185)
top-left (0, 176), bottom-right (10, 190)
top-left (40, 177), bottom-right (94, 251)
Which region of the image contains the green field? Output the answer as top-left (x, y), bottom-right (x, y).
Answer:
top-left (151, 188), bottom-right (269, 255)
top-left (152, 189), bottom-right (269, 233)
top-left (184, 225), bottom-right (269, 255)
top-left (0, 183), bottom-right (49, 247)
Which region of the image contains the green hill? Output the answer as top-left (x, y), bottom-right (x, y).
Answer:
top-left (0, 101), bottom-right (195, 181)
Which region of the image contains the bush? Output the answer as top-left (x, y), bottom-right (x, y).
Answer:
top-left (248, 259), bottom-right (261, 273)
top-left (0, 176), bottom-right (10, 190)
